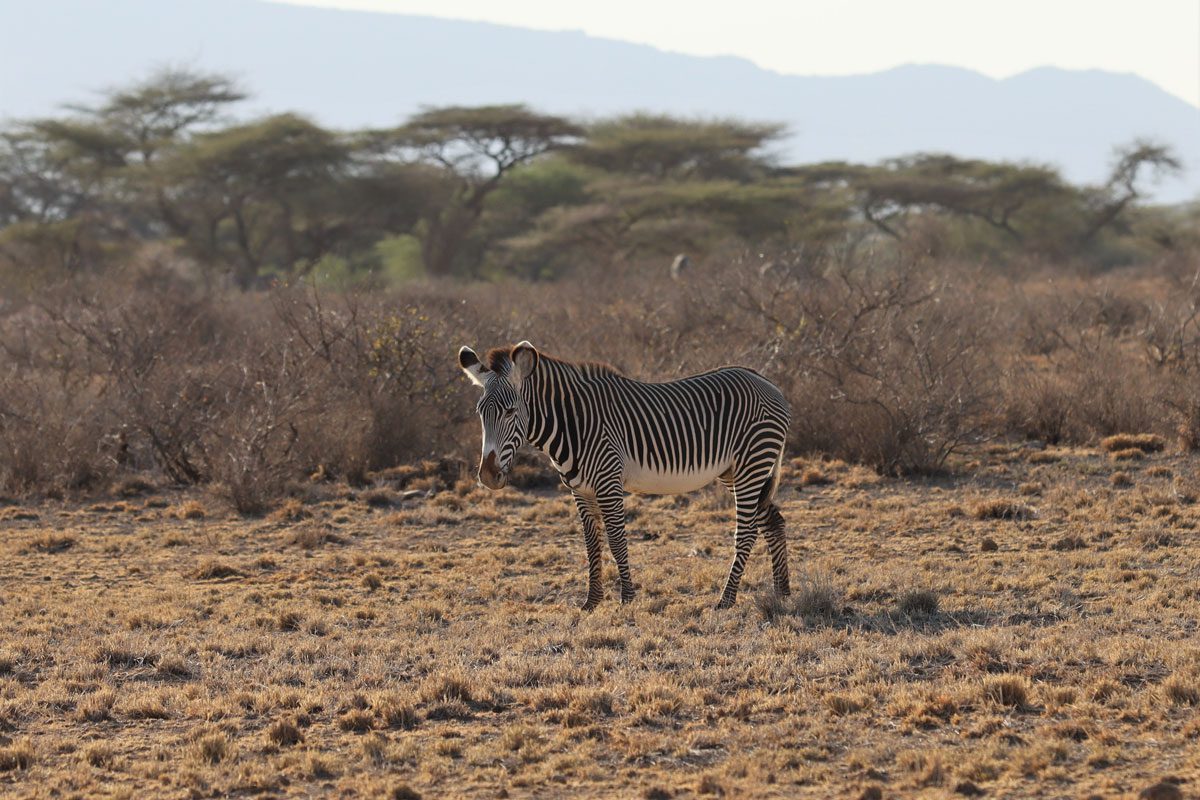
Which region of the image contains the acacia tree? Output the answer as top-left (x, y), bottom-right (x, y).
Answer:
top-left (849, 155), bottom-right (1070, 244)
top-left (383, 105), bottom-right (582, 277)
top-left (568, 114), bottom-right (784, 181)
top-left (164, 114), bottom-right (350, 287)
top-left (1080, 140), bottom-right (1182, 245)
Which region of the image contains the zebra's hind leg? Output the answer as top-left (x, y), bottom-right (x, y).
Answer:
top-left (716, 474), bottom-right (762, 610)
top-left (761, 503), bottom-right (790, 596)
top-left (572, 492), bottom-right (605, 611)
top-left (597, 483), bottom-right (635, 603)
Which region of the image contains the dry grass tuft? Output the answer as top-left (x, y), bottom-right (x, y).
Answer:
top-left (1026, 450), bottom-right (1061, 464)
top-left (825, 691), bottom-right (872, 716)
top-left (1162, 675), bottom-right (1200, 706)
top-left (267, 718), bottom-right (304, 746)
top-left (897, 589), bottom-right (940, 616)
top-left (277, 610), bottom-right (305, 632)
top-left (28, 531), bottom-right (75, 553)
top-left (979, 537), bottom-right (999, 552)
top-left (799, 468), bottom-right (833, 487)
top-left (172, 500), bottom-right (206, 519)
top-left (0, 739), bottom-right (35, 771)
top-left (982, 675), bottom-right (1030, 708)
top-left (84, 742), bottom-right (116, 768)
top-left (1111, 471), bottom-right (1134, 487)
top-left (337, 708), bottom-right (375, 733)
top-left (757, 576), bottom-right (841, 621)
top-left (1100, 433), bottom-right (1166, 453)
top-left (1110, 447), bottom-right (1146, 461)
top-left (361, 487), bottom-right (399, 508)
top-left (111, 476), bottom-right (156, 497)
top-left (971, 499), bottom-right (1036, 520)
top-left (75, 689), bottom-right (117, 722)
top-left (376, 695), bottom-right (420, 730)
top-left (191, 559), bottom-right (243, 580)
top-left (1050, 535), bottom-right (1087, 551)
top-left (191, 730), bottom-right (230, 765)
top-left (269, 497), bottom-right (311, 523)
top-left (288, 523), bottom-right (344, 549)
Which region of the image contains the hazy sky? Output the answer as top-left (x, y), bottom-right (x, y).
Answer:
top-left (277, 0), bottom-right (1200, 108)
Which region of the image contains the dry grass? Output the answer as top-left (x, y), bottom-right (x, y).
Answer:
top-left (1, 446), bottom-right (1198, 797)
top-left (1100, 433), bottom-right (1167, 453)
top-left (970, 498), bottom-right (1037, 520)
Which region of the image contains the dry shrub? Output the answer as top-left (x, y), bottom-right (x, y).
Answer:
top-left (2, 254), bottom-right (1198, 499)
top-left (762, 263), bottom-right (992, 475)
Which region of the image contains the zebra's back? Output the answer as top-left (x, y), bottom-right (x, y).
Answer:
top-left (584, 366), bottom-right (788, 493)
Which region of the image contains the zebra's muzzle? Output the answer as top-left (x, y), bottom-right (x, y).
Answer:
top-left (478, 451), bottom-right (508, 490)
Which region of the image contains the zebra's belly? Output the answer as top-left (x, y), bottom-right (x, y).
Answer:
top-left (624, 462), bottom-right (727, 495)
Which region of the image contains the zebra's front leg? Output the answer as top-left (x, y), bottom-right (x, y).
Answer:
top-left (572, 492), bottom-right (605, 611)
top-left (716, 491), bottom-right (761, 610)
top-left (597, 484), bottom-right (635, 603)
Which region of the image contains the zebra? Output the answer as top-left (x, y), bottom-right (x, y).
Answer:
top-left (457, 341), bottom-right (791, 610)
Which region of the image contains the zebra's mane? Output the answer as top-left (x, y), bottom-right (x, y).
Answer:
top-left (483, 345), bottom-right (622, 378)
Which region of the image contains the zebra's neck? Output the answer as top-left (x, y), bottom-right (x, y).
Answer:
top-left (521, 357), bottom-right (582, 468)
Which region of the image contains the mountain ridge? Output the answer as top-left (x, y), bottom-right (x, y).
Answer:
top-left (2, 0), bottom-right (1196, 200)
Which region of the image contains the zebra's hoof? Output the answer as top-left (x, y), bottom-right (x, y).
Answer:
top-left (715, 598), bottom-right (735, 610)
top-left (580, 600), bottom-right (600, 612)
top-left (620, 594), bottom-right (635, 605)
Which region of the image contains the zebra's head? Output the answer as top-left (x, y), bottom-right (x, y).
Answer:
top-left (458, 341), bottom-right (539, 490)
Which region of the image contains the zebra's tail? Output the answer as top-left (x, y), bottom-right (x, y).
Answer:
top-left (755, 449), bottom-right (784, 517)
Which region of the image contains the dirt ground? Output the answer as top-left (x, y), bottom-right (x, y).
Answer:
top-left (1, 443), bottom-right (1199, 799)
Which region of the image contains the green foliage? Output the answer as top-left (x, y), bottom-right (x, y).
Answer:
top-left (570, 113), bottom-right (783, 180)
top-left (0, 69), bottom-right (1187, 289)
top-left (374, 235), bottom-right (425, 284)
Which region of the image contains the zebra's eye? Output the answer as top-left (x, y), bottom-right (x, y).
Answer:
top-left (503, 407), bottom-right (516, 417)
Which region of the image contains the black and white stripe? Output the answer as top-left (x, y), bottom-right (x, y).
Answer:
top-left (459, 341), bottom-right (790, 610)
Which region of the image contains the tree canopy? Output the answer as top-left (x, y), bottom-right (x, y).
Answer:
top-left (0, 69), bottom-right (1187, 289)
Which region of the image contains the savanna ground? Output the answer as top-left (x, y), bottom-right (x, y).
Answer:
top-left (2, 440), bottom-right (1199, 800)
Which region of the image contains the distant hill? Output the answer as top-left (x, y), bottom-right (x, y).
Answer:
top-left (2, 0), bottom-right (1197, 201)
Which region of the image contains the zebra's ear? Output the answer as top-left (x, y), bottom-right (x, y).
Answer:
top-left (458, 346), bottom-right (487, 387)
top-left (512, 341), bottom-right (539, 380)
